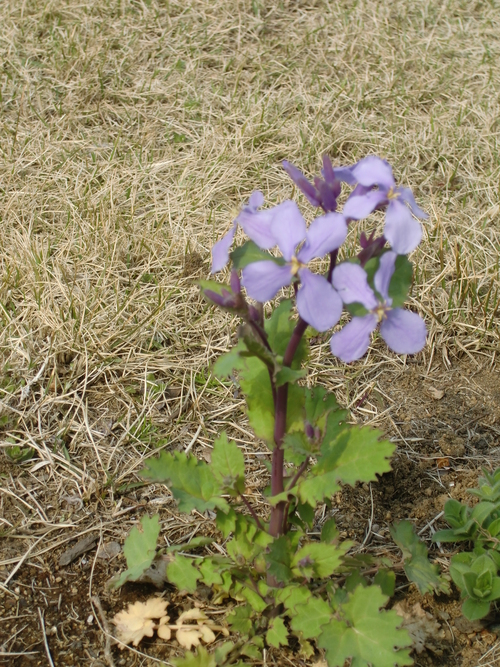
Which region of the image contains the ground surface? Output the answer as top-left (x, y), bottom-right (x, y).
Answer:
top-left (1, 1), bottom-right (500, 666)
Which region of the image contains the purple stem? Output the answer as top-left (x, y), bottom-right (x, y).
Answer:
top-left (327, 249), bottom-right (338, 283)
top-left (241, 494), bottom-right (265, 531)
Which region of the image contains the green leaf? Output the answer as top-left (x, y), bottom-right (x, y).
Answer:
top-left (321, 518), bottom-right (339, 543)
top-left (166, 536), bottom-right (214, 554)
top-left (345, 571), bottom-right (368, 592)
top-left (231, 241), bottom-right (284, 270)
top-left (345, 301), bottom-right (369, 317)
top-left (374, 569), bottom-right (396, 597)
top-left (296, 500), bottom-right (315, 528)
top-left (305, 386), bottom-right (343, 428)
top-left (388, 255), bottom-right (413, 307)
top-left (462, 597), bottom-right (491, 621)
top-left (241, 641), bottom-right (262, 660)
top-left (172, 646), bottom-right (216, 667)
top-left (291, 542), bottom-right (349, 579)
top-left (298, 426), bottom-right (394, 505)
top-left (298, 473), bottom-right (341, 505)
top-left (391, 521), bottom-right (450, 595)
top-left (238, 356), bottom-right (275, 441)
top-left (227, 514), bottom-right (273, 566)
top-left (5, 445), bottom-right (35, 463)
top-left (290, 595), bottom-right (332, 639)
top-left (432, 528), bottom-right (469, 543)
top-left (239, 326), bottom-right (276, 371)
top-left (442, 498), bottom-right (470, 529)
top-left (239, 585), bottom-right (268, 612)
top-left (266, 617), bottom-right (288, 648)
top-left (213, 340), bottom-right (249, 378)
top-left (140, 451), bottom-right (228, 514)
top-left (265, 299), bottom-right (308, 368)
top-left (283, 431), bottom-right (315, 465)
top-left (239, 356), bottom-right (304, 443)
top-left (226, 604), bottom-right (254, 635)
top-left (211, 432), bottom-right (245, 496)
top-left (198, 557), bottom-right (231, 587)
top-left (318, 585), bottom-right (413, 667)
top-left (275, 366), bottom-right (307, 386)
top-left (109, 515), bottom-right (160, 588)
top-left (319, 425), bottom-right (395, 487)
top-left (166, 554), bottom-right (200, 593)
top-left (471, 501), bottom-right (498, 527)
top-left (275, 584), bottom-right (312, 614)
top-left (265, 536), bottom-right (293, 583)
top-left (216, 508), bottom-right (237, 538)
top-left (214, 642), bottom-right (235, 665)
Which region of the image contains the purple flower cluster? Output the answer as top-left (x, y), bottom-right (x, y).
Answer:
top-left (210, 156), bottom-right (428, 362)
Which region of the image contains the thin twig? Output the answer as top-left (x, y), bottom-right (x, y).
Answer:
top-left (91, 595), bottom-right (117, 667)
top-left (38, 608), bottom-right (55, 667)
top-left (360, 484), bottom-right (374, 548)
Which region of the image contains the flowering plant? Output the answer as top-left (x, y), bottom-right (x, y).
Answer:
top-left (112, 156), bottom-right (448, 667)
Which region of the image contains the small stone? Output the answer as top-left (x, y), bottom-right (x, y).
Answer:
top-left (55, 577), bottom-right (62, 583)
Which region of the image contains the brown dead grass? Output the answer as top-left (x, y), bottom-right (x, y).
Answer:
top-left (1, 0), bottom-right (500, 665)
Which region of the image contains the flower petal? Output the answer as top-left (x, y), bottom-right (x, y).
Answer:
top-left (396, 186), bottom-right (428, 219)
top-left (374, 251), bottom-right (397, 302)
top-left (282, 161), bottom-right (321, 207)
top-left (343, 189), bottom-right (388, 220)
top-left (296, 269), bottom-right (343, 332)
top-left (211, 224), bottom-right (236, 273)
top-left (351, 156), bottom-right (395, 190)
top-left (247, 190), bottom-right (265, 210)
top-left (237, 204), bottom-right (276, 250)
top-left (384, 199), bottom-right (422, 254)
top-left (241, 261), bottom-right (292, 302)
top-left (330, 314), bottom-right (378, 362)
top-left (270, 200), bottom-right (307, 261)
top-left (331, 262), bottom-right (378, 310)
top-left (297, 213), bottom-right (347, 263)
top-left (380, 309), bottom-right (427, 355)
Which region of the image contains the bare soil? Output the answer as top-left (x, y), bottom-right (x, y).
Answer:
top-left (2, 354), bottom-right (500, 667)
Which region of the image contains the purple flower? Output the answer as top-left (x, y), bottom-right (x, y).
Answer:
top-left (343, 156), bottom-right (428, 255)
top-left (241, 202), bottom-right (348, 331)
top-left (211, 191), bottom-right (276, 273)
top-left (330, 252), bottom-right (426, 362)
top-left (282, 155), bottom-right (356, 212)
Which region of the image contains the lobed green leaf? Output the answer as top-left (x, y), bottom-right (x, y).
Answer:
top-left (166, 553), bottom-right (200, 593)
top-left (211, 432), bottom-right (245, 496)
top-left (391, 521), bottom-right (450, 595)
top-left (108, 514), bottom-right (160, 588)
top-left (140, 451), bottom-right (228, 514)
top-left (318, 585), bottom-right (413, 667)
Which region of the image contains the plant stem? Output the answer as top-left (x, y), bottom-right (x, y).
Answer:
top-left (281, 457), bottom-right (310, 534)
top-left (241, 494), bottom-right (265, 531)
top-left (248, 320), bottom-right (277, 406)
top-left (269, 317), bottom-right (308, 539)
top-left (287, 457), bottom-right (310, 491)
top-left (327, 249), bottom-right (338, 283)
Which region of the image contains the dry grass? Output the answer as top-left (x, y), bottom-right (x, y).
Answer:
top-left (1, 0), bottom-right (500, 664)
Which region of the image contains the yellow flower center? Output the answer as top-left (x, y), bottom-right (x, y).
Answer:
top-left (374, 303), bottom-right (388, 322)
top-left (387, 187), bottom-right (399, 200)
top-left (290, 256), bottom-right (304, 276)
